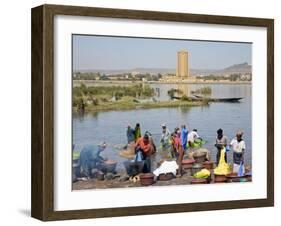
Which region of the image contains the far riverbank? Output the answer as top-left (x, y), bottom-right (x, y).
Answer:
top-left (73, 80), bottom-right (251, 87)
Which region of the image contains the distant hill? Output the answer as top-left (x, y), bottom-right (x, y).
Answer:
top-left (75, 62), bottom-right (251, 76)
top-left (222, 62), bottom-right (252, 73)
top-left (190, 62), bottom-right (252, 76)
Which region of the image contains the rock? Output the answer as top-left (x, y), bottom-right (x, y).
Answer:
top-left (113, 174), bottom-right (121, 179)
top-left (72, 173), bottom-right (77, 183)
top-left (91, 168), bottom-right (99, 178)
top-left (96, 171), bottom-right (105, 181)
top-left (105, 173), bottom-right (115, 180)
top-left (119, 175), bottom-right (130, 182)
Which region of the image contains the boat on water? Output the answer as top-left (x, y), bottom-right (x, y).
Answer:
top-left (172, 95), bottom-right (243, 103)
top-left (192, 95), bottom-right (243, 102)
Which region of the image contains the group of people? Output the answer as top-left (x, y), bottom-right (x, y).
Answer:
top-left (77, 123), bottom-right (246, 180)
top-left (126, 123), bottom-right (142, 144)
top-left (160, 124), bottom-right (201, 152)
top-left (126, 124), bottom-right (156, 173)
top-left (126, 123), bottom-right (201, 177)
top-left (215, 128), bottom-right (246, 173)
top-left (160, 124), bottom-right (202, 176)
top-left (131, 123), bottom-right (246, 177)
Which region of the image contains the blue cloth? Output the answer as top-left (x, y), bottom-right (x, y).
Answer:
top-left (127, 128), bottom-right (135, 143)
top-left (238, 161), bottom-right (245, 177)
top-left (135, 149), bottom-right (143, 162)
top-left (79, 145), bottom-right (104, 177)
top-left (226, 145), bottom-right (230, 152)
top-left (181, 128), bottom-right (188, 150)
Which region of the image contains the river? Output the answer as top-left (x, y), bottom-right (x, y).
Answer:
top-left (73, 83), bottom-right (252, 170)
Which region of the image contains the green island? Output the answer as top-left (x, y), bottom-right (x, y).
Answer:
top-left (73, 83), bottom-right (207, 112)
top-left (191, 86), bottom-right (212, 95)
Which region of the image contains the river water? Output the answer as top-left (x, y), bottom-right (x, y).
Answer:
top-left (73, 83), bottom-right (252, 170)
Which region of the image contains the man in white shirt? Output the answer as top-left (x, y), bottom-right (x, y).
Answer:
top-left (187, 129), bottom-right (199, 147)
top-left (230, 131), bottom-right (246, 173)
top-left (187, 129), bottom-right (210, 161)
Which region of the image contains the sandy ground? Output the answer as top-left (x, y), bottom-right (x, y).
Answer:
top-left (73, 170), bottom-right (194, 190)
top-left (72, 167), bottom-right (251, 190)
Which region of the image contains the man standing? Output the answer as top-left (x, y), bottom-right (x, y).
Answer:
top-left (215, 128), bottom-right (228, 165)
top-left (230, 131), bottom-right (246, 173)
top-left (135, 134), bottom-right (153, 173)
top-left (181, 125), bottom-right (188, 151)
top-left (79, 142), bottom-right (107, 179)
top-left (134, 123), bottom-right (142, 141)
top-left (160, 124), bottom-right (171, 148)
top-left (172, 128), bottom-right (184, 177)
top-left (126, 125), bottom-right (135, 144)
top-left (160, 124), bottom-right (172, 158)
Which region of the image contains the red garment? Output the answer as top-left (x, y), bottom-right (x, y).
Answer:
top-left (136, 137), bottom-right (151, 156)
top-left (172, 136), bottom-right (182, 151)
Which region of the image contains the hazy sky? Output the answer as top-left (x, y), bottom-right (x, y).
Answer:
top-left (73, 35), bottom-right (252, 71)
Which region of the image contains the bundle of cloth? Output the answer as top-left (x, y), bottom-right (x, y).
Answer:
top-left (153, 160), bottom-right (179, 177)
top-left (214, 147), bottom-right (231, 175)
top-left (193, 169), bottom-right (211, 179)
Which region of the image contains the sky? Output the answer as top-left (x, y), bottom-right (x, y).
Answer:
top-left (73, 35), bottom-right (252, 71)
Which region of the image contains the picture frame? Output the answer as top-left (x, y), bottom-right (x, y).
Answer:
top-left (31, 4), bottom-right (274, 221)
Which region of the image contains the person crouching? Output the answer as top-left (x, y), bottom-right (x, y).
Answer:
top-left (79, 142), bottom-right (107, 179)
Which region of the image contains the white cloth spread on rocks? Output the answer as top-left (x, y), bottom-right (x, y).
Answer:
top-left (153, 161), bottom-right (179, 176)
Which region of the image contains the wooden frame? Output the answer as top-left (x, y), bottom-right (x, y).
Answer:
top-left (31, 4), bottom-right (274, 221)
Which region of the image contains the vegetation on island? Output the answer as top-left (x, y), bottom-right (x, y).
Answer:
top-left (73, 83), bottom-right (154, 101)
top-left (73, 83), bottom-right (206, 112)
top-left (167, 88), bottom-right (183, 99)
top-left (191, 86), bottom-right (212, 95)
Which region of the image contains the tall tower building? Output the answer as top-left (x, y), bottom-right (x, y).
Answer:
top-left (176, 50), bottom-right (189, 78)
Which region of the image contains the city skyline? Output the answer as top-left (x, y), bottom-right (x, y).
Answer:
top-left (73, 35), bottom-right (252, 71)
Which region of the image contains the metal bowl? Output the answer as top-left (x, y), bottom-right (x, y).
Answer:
top-left (193, 152), bottom-right (207, 163)
top-left (72, 162), bottom-right (81, 178)
top-left (191, 163), bottom-right (203, 176)
top-left (182, 158), bottom-right (195, 169)
top-left (226, 173), bottom-right (246, 182)
top-left (214, 174), bottom-right (227, 183)
top-left (203, 161), bottom-right (214, 170)
top-left (158, 173), bottom-right (174, 181)
top-left (123, 160), bottom-right (145, 176)
top-left (100, 160), bottom-right (117, 173)
top-left (140, 173), bottom-right (155, 186)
